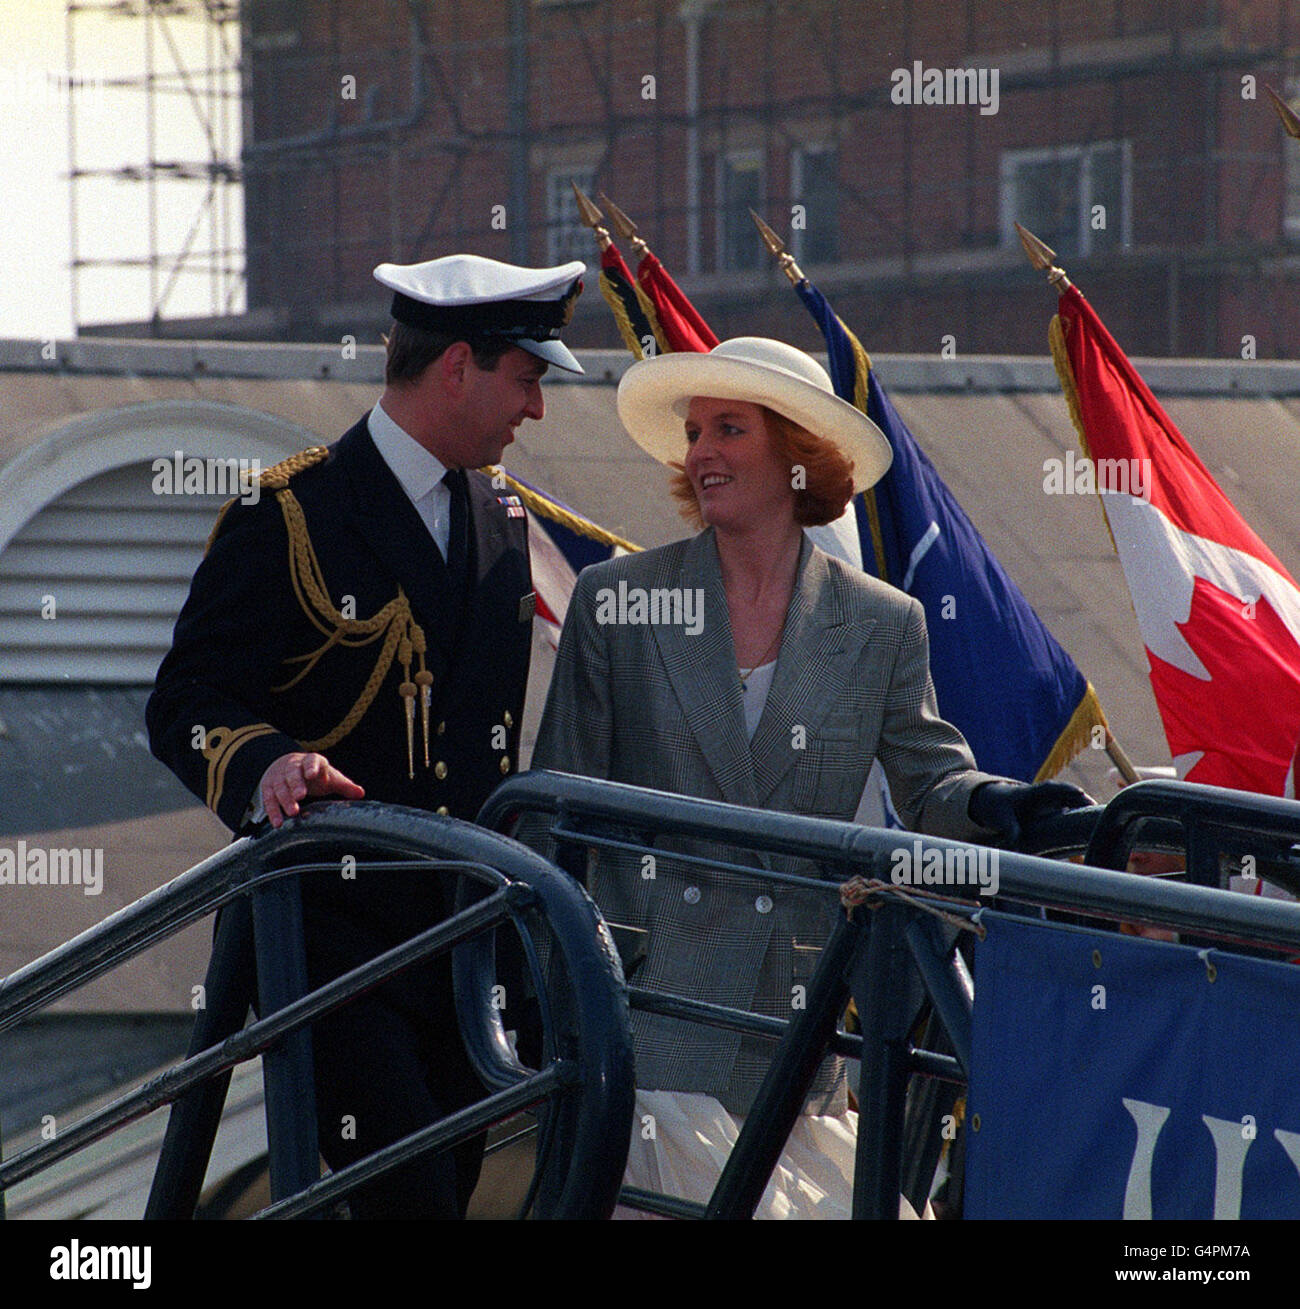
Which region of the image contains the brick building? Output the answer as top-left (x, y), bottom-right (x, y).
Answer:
top-left (225, 1), bottom-right (1300, 359)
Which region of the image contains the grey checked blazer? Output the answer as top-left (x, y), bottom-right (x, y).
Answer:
top-left (528, 527), bottom-right (1001, 1114)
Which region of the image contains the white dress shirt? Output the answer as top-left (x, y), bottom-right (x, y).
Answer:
top-left (367, 400), bottom-right (453, 560)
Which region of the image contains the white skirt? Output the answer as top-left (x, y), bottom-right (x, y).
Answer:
top-left (618, 1089), bottom-right (925, 1220)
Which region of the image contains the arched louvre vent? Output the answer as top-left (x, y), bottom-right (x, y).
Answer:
top-left (0, 462), bottom-right (229, 684)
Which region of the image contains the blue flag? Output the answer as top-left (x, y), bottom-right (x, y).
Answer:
top-left (795, 280), bottom-right (1103, 780)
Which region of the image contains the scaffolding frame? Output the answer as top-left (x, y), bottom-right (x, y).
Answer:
top-left (66, 0), bottom-right (244, 333)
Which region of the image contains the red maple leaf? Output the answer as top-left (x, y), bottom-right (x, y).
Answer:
top-left (1146, 577), bottom-right (1300, 794)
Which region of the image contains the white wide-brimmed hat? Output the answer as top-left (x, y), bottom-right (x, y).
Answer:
top-left (616, 337), bottom-right (893, 492)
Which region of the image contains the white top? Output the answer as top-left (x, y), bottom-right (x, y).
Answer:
top-left (367, 401), bottom-right (452, 559)
top-left (740, 659), bottom-right (777, 740)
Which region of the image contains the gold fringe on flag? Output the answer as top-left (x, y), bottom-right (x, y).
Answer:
top-left (843, 323), bottom-right (891, 583)
top-left (634, 281), bottom-right (671, 355)
top-left (484, 467), bottom-right (643, 554)
top-left (1034, 681), bottom-right (1108, 781)
top-left (598, 270), bottom-right (649, 360)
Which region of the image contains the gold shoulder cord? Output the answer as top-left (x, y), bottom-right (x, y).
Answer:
top-left (206, 446), bottom-right (435, 782)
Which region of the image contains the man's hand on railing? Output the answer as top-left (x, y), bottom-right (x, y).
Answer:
top-left (256, 751), bottom-right (366, 828)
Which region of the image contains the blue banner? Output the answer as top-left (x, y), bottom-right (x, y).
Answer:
top-left (966, 912), bottom-right (1300, 1219)
top-left (794, 280), bottom-right (1102, 782)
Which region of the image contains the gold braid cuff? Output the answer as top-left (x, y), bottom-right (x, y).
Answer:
top-left (203, 723), bottom-right (276, 815)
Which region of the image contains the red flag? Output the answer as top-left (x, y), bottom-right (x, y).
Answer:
top-left (1051, 284), bottom-right (1300, 795)
top-left (597, 244), bottom-right (658, 359)
top-left (635, 250), bottom-right (718, 353)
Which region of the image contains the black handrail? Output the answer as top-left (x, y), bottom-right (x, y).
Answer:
top-left (1084, 777), bottom-right (1300, 892)
top-left (483, 771), bottom-right (1300, 949)
top-left (0, 801), bottom-right (635, 1221)
top-left (482, 770), bottom-right (1300, 1219)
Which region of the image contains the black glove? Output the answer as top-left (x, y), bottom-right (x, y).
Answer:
top-left (967, 779), bottom-right (1095, 847)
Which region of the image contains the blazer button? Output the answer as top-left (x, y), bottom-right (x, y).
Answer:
top-left (503, 710), bottom-right (514, 728)
top-left (436, 805), bottom-right (450, 816)
top-left (754, 894), bottom-right (774, 915)
top-left (434, 761), bottom-right (448, 780)
top-left (437, 721), bottom-right (446, 736)
top-left (683, 885), bottom-right (701, 905)
top-left (499, 755), bottom-right (511, 774)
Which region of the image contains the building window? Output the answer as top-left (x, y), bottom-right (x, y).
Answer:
top-left (1000, 141), bottom-right (1132, 258)
top-left (547, 166), bottom-right (597, 266)
top-left (791, 145), bottom-right (839, 265)
top-left (717, 151), bottom-right (765, 271)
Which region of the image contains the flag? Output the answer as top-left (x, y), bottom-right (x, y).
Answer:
top-left (597, 244), bottom-right (659, 361)
top-left (1050, 284), bottom-right (1300, 794)
top-left (635, 250), bottom-right (719, 354)
top-left (795, 278), bottom-right (1106, 782)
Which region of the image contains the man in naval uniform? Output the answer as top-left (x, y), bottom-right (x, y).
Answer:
top-left (147, 254), bottom-right (585, 1218)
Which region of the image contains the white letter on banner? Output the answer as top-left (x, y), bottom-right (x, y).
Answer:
top-left (1202, 1114), bottom-right (1252, 1220)
top-left (1273, 1128), bottom-right (1300, 1182)
top-left (1122, 1097), bottom-right (1170, 1219)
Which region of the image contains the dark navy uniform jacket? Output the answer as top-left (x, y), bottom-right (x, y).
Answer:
top-left (147, 415), bottom-right (533, 962)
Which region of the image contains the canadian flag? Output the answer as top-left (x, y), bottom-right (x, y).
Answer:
top-left (1052, 285), bottom-right (1300, 795)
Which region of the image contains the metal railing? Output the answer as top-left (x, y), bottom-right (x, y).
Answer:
top-left (7, 774), bottom-right (1300, 1220)
top-left (481, 771), bottom-right (1300, 1219)
top-left (0, 801), bottom-right (634, 1220)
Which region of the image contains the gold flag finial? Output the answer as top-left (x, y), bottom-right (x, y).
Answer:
top-left (1265, 82), bottom-right (1300, 140)
top-left (749, 209), bottom-right (806, 286)
top-left (597, 192), bottom-right (649, 258)
top-left (571, 183), bottom-right (612, 251)
top-left (1014, 222), bottom-right (1072, 290)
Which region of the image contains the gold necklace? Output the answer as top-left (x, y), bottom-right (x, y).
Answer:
top-left (739, 625), bottom-right (783, 691)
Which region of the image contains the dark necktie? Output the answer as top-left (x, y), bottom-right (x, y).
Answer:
top-left (444, 468), bottom-right (470, 585)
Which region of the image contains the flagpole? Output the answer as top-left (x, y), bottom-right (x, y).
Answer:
top-left (1016, 221), bottom-right (1141, 785)
top-left (571, 183), bottom-right (614, 250)
top-left (1265, 83), bottom-right (1300, 139)
top-left (1013, 222), bottom-right (1072, 291)
top-left (598, 193), bottom-right (651, 260)
top-left (597, 193), bottom-right (719, 352)
top-left (750, 208), bottom-right (806, 286)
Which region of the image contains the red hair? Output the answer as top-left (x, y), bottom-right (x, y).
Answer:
top-left (668, 405), bottom-right (855, 528)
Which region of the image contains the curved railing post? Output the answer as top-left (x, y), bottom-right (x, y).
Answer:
top-left (144, 897), bottom-right (255, 1220)
top-left (251, 870), bottom-right (320, 1208)
top-left (850, 899), bottom-right (918, 1220)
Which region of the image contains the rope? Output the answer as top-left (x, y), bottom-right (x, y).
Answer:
top-left (838, 875), bottom-right (988, 939)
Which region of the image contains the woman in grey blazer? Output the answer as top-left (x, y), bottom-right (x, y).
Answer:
top-left (528, 337), bottom-right (1088, 1217)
